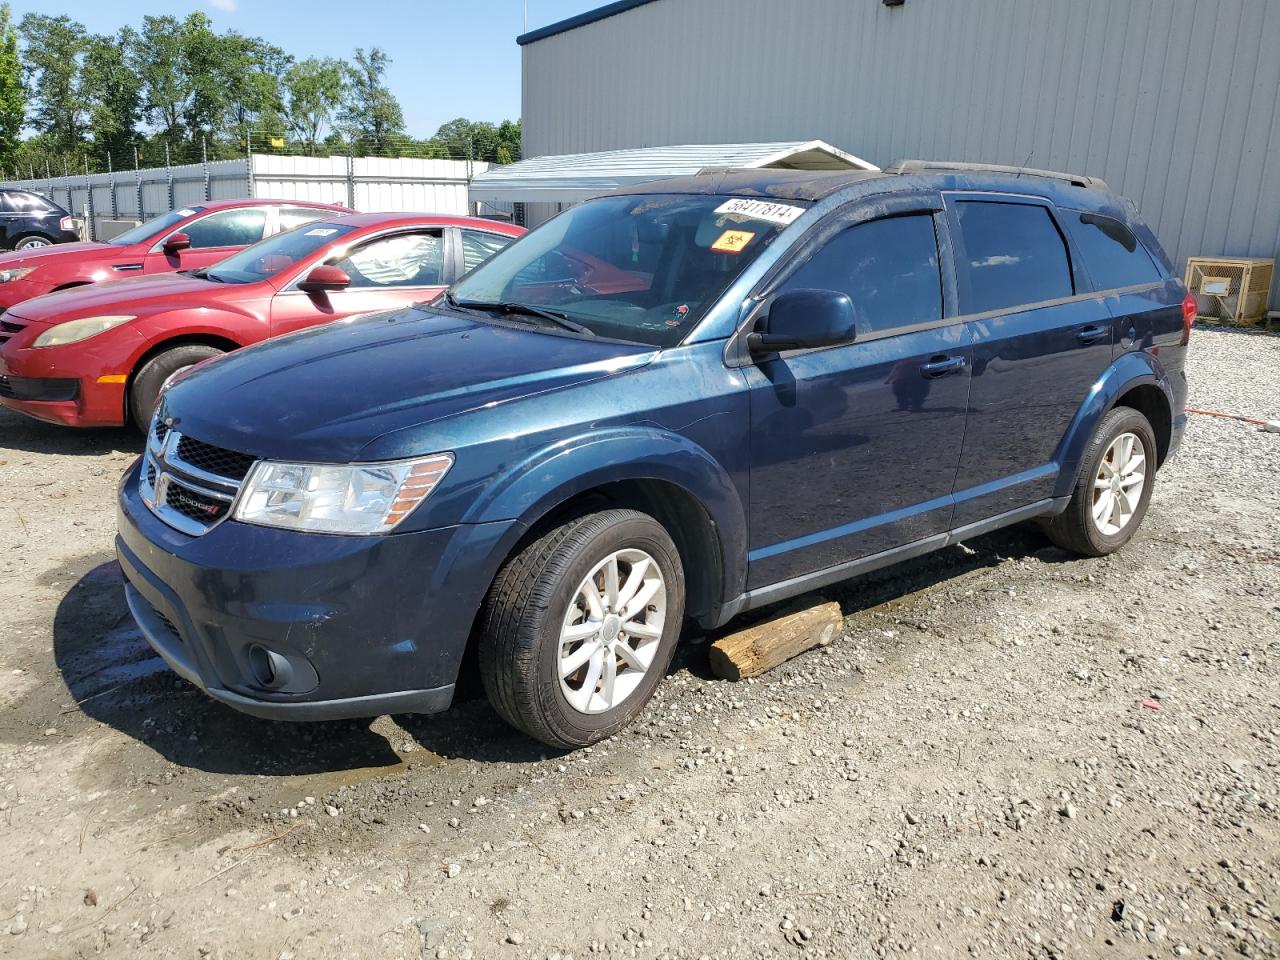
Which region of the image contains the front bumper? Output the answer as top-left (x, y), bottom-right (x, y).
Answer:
top-left (0, 322), bottom-right (143, 427)
top-left (116, 459), bottom-right (522, 721)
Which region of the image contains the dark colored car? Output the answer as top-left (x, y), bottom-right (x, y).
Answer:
top-left (0, 214), bottom-right (522, 429)
top-left (0, 198), bottom-right (351, 314)
top-left (116, 163), bottom-right (1191, 749)
top-left (0, 190), bottom-right (79, 251)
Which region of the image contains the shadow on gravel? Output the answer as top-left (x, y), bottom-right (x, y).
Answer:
top-left (43, 523), bottom-right (1076, 774)
top-left (0, 408), bottom-right (141, 457)
top-left (50, 560), bottom-right (404, 777)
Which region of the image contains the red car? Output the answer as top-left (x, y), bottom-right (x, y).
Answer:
top-left (0, 198), bottom-right (351, 313)
top-left (0, 213), bottom-right (523, 429)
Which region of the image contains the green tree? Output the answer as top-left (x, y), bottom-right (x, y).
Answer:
top-left (82, 28), bottom-right (141, 164)
top-left (338, 47), bottom-right (404, 153)
top-left (130, 15), bottom-right (186, 145)
top-left (284, 57), bottom-right (344, 154)
top-left (220, 33), bottom-right (290, 151)
top-left (0, 4), bottom-right (22, 171)
top-left (18, 13), bottom-right (90, 153)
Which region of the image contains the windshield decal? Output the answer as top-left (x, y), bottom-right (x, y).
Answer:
top-left (714, 198), bottom-right (805, 226)
top-left (305, 227), bottom-right (339, 237)
top-left (175, 208), bottom-right (196, 217)
top-left (710, 229), bottom-right (756, 254)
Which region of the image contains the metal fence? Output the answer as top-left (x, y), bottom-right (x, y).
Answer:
top-left (0, 154), bottom-right (499, 241)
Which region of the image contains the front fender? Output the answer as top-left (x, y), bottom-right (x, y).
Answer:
top-left (460, 426), bottom-right (748, 602)
top-left (1052, 350), bottom-right (1174, 499)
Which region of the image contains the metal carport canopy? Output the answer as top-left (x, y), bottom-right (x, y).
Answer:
top-left (468, 140), bottom-right (877, 205)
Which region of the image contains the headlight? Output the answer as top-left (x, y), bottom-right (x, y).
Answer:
top-left (32, 315), bottom-right (135, 348)
top-left (233, 454), bottom-right (454, 535)
top-left (0, 267), bottom-right (35, 284)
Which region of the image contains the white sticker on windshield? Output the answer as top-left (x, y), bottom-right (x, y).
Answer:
top-left (305, 227), bottom-right (339, 237)
top-left (175, 208), bottom-right (196, 217)
top-left (714, 198), bottom-right (805, 226)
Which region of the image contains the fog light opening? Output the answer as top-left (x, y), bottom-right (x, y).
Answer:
top-left (248, 644), bottom-right (294, 690)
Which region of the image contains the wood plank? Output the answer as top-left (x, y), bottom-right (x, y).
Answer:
top-left (709, 598), bottom-right (844, 681)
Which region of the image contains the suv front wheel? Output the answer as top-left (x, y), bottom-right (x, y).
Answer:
top-left (479, 509), bottom-right (685, 749)
top-left (1043, 405), bottom-right (1158, 557)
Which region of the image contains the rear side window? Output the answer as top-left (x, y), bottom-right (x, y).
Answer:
top-left (2, 192), bottom-right (55, 213)
top-left (1065, 212), bottom-right (1162, 290)
top-left (778, 214), bottom-right (942, 335)
top-left (277, 206), bottom-right (333, 232)
top-left (182, 208), bottom-right (268, 249)
top-left (955, 201), bottom-right (1073, 313)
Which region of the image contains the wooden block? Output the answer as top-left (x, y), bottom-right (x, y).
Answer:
top-left (709, 598), bottom-right (844, 681)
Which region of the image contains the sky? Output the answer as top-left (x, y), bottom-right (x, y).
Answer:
top-left (10, 0), bottom-right (605, 138)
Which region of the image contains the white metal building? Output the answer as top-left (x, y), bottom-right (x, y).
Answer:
top-left (519, 0), bottom-right (1280, 301)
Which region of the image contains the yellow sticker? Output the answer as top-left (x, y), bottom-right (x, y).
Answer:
top-left (710, 229), bottom-right (756, 254)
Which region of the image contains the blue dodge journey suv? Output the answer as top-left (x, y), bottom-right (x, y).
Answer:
top-left (116, 162), bottom-right (1191, 748)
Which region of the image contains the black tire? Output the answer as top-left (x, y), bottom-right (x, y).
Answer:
top-left (478, 509), bottom-right (685, 749)
top-left (1043, 406), bottom-right (1158, 557)
top-left (13, 234), bottom-right (52, 251)
top-left (128, 344), bottom-right (225, 431)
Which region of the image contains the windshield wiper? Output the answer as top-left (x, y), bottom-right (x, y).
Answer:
top-left (452, 298), bottom-right (595, 337)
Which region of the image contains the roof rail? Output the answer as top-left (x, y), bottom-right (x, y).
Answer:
top-left (884, 159), bottom-right (1108, 190)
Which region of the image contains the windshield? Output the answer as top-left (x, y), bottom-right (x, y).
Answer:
top-left (108, 206), bottom-right (205, 246)
top-left (449, 193), bottom-right (806, 347)
top-left (204, 222), bottom-right (358, 285)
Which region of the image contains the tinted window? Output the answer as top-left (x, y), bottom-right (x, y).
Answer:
top-left (1065, 212), bottom-right (1162, 290)
top-left (332, 231), bottom-right (444, 287)
top-left (778, 214), bottom-right (942, 334)
top-left (182, 208), bottom-right (268, 249)
top-left (277, 206), bottom-right (333, 232)
top-left (955, 201), bottom-right (1073, 313)
top-left (2, 192), bottom-right (56, 213)
top-left (460, 229), bottom-right (514, 273)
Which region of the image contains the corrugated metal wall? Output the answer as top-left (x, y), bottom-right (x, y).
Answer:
top-left (522, 0), bottom-right (1280, 301)
top-left (1, 157), bottom-right (489, 240)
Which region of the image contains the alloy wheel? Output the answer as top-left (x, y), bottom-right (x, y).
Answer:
top-left (1091, 431), bottom-right (1146, 536)
top-left (558, 548), bottom-right (666, 715)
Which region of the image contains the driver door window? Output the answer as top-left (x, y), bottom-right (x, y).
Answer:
top-left (183, 209), bottom-right (269, 249)
top-left (330, 231), bottom-right (444, 288)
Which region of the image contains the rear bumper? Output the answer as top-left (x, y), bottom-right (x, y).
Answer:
top-left (116, 459), bottom-right (521, 721)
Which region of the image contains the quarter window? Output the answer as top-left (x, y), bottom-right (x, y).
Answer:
top-left (1064, 212), bottom-right (1162, 290)
top-left (182, 208), bottom-right (269, 249)
top-left (460, 229), bottom-right (515, 273)
top-left (777, 214), bottom-right (943, 335)
top-left (955, 201), bottom-right (1073, 313)
top-left (331, 231), bottom-right (444, 287)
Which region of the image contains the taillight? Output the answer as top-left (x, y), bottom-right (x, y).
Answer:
top-left (59, 216), bottom-right (75, 232)
top-left (1181, 292), bottom-right (1196, 345)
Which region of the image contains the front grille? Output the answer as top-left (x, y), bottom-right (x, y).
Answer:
top-left (176, 435), bottom-right (255, 482)
top-left (141, 417), bottom-right (257, 536)
top-left (0, 315), bottom-right (25, 346)
top-left (148, 602), bottom-right (181, 642)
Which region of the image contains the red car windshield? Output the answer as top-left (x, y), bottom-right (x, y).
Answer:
top-left (107, 206), bottom-right (206, 246)
top-left (203, 222), bottom-right (357, 285)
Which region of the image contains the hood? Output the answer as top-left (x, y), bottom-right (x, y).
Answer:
top-left (0, 240), bottom-right (115, 270)
top-left (10, 272), bottom-right (240, 324)
top-left (162, 306), bottom-right (656, 461)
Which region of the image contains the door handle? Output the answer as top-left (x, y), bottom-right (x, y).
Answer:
top-left (919, 355), bottom-right (967, 378)
top-left (1075, 324), bottom-right (1108, 344)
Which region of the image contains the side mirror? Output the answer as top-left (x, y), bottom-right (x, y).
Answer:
top-left (298, 265), bottom-right (351, 294)
top-left (748, 288), bottom-right (858, 354)
top-left (163, 232), bottom-right (191, 255)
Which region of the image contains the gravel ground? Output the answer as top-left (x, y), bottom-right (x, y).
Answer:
top-left (0, 324), bottom-right (1277, 960)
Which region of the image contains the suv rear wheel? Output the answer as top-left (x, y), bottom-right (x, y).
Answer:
top-left (1043, 406), bottom-right (1157, 557)
top-left (478, 509), bottom-right (685, 749)
top-left (13, 235), bottom-right (51, 251)
top-left (128, 344), bottom-right (226, 431)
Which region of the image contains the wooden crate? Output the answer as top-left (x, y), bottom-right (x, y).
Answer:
top-left (1184, 256), bottom-right (1274, 325)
